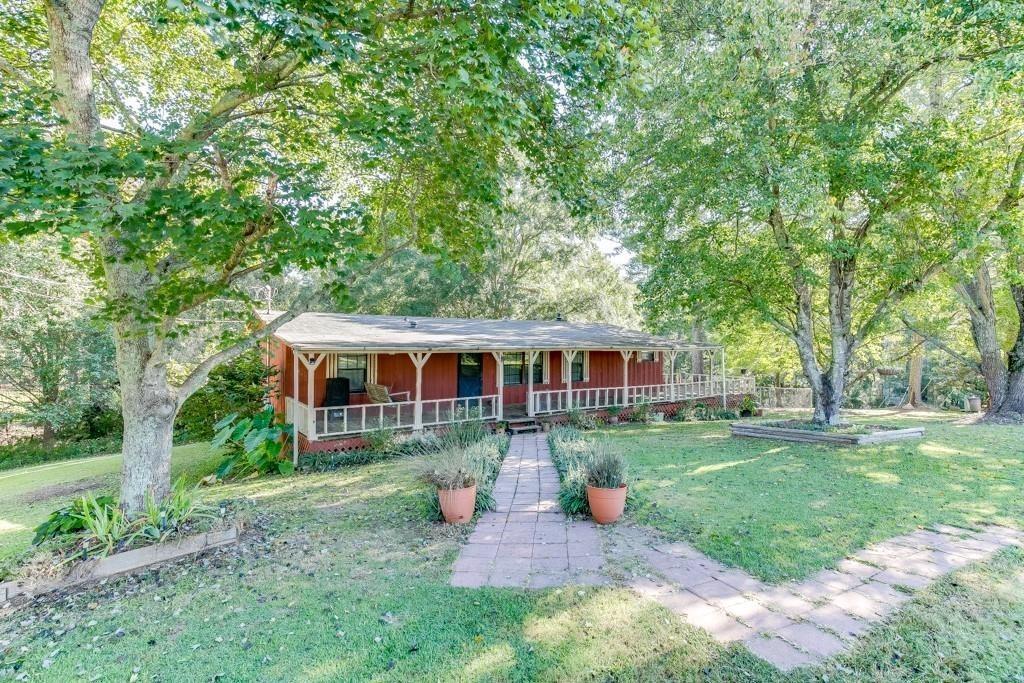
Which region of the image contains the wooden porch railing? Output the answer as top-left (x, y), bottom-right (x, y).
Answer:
top-left (531, 375), bottom-right (755, 415)
top-left (296, 394), bottom-right (501, 439)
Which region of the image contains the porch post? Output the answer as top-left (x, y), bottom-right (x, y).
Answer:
top-left (563, 349), bottom-right (576, 411)
top-left (720, 346), bottom-right (727, 408)
top-left (291, 346), bottom-right (299, 465)
top-left (527, 350), bottom-right (538, 417)
top-left (409, 352), bottom-right (431, 430)
top-left (298, 352), bottom-right (325, 441)
top-left (490, 351), bottom-right (504, 421)
top-left (619, 350), bottom-right (632, 406)
top-left (667, 350), bottom-right (678, 401)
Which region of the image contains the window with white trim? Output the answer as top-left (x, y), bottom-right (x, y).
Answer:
top-left (639, 351), bottom-right (657, 362)
top-left (503, 352), bottom-right (526, 386)
top-left (532, 353), bottom-right (545, 384)
top-left (329, 354), bottom-right (369, 392)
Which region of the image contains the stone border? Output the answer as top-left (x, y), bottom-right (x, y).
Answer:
top-left (730, 422), bottom-right (924, 445)
top-left (0, 524), bottom-right (241, 605)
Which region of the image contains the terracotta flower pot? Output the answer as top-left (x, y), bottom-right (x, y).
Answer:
top-left (586, 484), bottom-right (627, 524)
top-left (438, 484), bottom-right (477, 524)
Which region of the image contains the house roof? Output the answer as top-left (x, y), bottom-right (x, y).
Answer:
top-left (261, 312), bottom-right (719, 353)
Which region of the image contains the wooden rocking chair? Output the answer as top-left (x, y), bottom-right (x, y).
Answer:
top-left (365, 383), bottom-right (411, 403)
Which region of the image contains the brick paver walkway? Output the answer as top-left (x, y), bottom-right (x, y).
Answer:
top-left (615, 523), bottom-right (1023, 671)
top-left (450, 434), bottom-right (607, 589)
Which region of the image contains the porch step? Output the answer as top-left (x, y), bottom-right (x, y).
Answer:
top-left (506, 417), bottom-right (541, 434)
top-left (508, 424), bottom-right (541, 434)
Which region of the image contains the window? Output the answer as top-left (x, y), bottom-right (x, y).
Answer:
top-left (503, 352), bottom-right (526, 386)
top-left (639, 351), bottom-right (657, 362)
top-left (571, 353), bottom-right (585, 382)
top-left (333, 354), bottom-right (368, 392)
top-left (532, 353), bottom-right (544, 384)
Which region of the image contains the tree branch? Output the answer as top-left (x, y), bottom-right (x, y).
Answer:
top-left (900, 313), bottom-right (981, 372)
top-left (174, 290), bottom-right (313, 407)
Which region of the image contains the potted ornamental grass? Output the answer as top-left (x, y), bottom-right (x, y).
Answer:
top-left (585, 443), bottom-right (628, 524)
top-left (605, 405), bottom-right (624, 425)
top-left (419, 448), bottom-right (482, 524)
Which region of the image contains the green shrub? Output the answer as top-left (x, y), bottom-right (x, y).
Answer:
top-left (567, 407), bottom-right (598, 430)
top-left (175, 349), bottom-right (272, 442)
top-left (548, 427), bottom-right (593, 515)
top-left (0, 435), bottom-right (121, 472)
top-left (212, 406), bottom-right (294, 479)
top-left (738, 395), bottom-right (757, 414)
top-left (692, 402), bottom-right (713, 421)
top-left (630, 400), bottom-right (652, 423)
top-left (365, 427), bottom-right (399, 454)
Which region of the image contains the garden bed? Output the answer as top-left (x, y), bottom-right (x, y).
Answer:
top-left (730, 420), bottom-right (924, 445)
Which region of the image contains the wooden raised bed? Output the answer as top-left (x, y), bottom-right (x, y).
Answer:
top-left (730, 422), bottom-right (924, 446)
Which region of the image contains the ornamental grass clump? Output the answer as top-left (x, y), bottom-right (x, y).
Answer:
top-left (586, 441), bottom-right (627, 490)
top-left (421, 436), bottom-right (508, 522)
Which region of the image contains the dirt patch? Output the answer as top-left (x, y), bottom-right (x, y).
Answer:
top-left (20, 476), bottom-right (108, 504)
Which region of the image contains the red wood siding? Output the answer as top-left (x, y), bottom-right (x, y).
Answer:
top-left (271, 343), bottom-right (671, 409)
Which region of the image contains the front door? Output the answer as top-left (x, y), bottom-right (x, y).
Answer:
top-left (457, 353), bottom-right (484, 397)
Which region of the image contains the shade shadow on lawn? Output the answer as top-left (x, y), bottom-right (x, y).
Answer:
top-left (605, 414), bottom-right (1024, 582)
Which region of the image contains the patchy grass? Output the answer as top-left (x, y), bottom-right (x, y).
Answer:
top-left (606, 411), bottom-right (1024, 582)
top-left (2, 413), bottom-right (1023, 680)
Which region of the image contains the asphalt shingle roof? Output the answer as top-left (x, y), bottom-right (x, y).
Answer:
top-left (262, 312), bottom-right (717, 352)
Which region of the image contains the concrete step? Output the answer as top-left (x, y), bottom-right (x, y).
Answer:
top-left (508, 423), bottom-right (541, 434)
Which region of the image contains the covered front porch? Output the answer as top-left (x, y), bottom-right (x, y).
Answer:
top-left (278, 346), bottom-right (752, 440)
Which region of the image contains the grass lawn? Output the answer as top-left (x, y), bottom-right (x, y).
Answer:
top-left (1, 412), bottom-right (1023, 680)
top-left (606, 410), bottom-right (1024, 582)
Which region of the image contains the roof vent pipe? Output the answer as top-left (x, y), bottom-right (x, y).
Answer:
top-left (555, 312), bottom-right (564, 321)
top-left (409, 319), bottom-right (418, 328)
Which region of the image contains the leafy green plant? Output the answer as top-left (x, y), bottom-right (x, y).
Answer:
top-left (79, 495), bottom-right (131, 556)
top-left (212, 406), bottom-right (294, 479)
top-left (365, 427), bottom-right (398, 455)
top-left (33, 495), bottom-right (117, 545)
top-left (130, 479), bottom-right (214, 545)
top-left (419, 447), bottom-right (482, 490)
top-left (630, 400), bottom-right (652, 423)
top-left (567, 407), bottom-right (598, 430)
top-left (548, 427), bottom-right (594, 515)
top-left (606, 405), bottom-right (624, 418)
top-left (692, 403), bottom-right (713, 421)
top-left (738, 395), bottom-right (757, 414)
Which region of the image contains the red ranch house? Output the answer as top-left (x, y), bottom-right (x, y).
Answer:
top-left (262, 313), bottom-right (754, 459)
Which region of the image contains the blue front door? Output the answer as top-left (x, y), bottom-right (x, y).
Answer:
top-left (457, 353), bottom-right (484, 397)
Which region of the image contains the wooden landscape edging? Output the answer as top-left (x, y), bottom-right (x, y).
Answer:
top-left (730, 423), bottom-right (924, 446)
top-left (0, 524), bottom-right (241, 605)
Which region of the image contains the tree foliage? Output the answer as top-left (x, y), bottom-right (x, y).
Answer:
top-left (0, 0), bottom-right (654, 508)
top-left (608, 0), bottom-right (1024, 423)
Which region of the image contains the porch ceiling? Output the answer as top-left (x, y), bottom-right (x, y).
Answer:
top-left (262, 312), bottom-right (720, 353)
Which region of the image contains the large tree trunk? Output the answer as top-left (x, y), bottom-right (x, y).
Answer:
top-left (956, 264), bottom-right (1008, 412)
top-left (113, 320), bottom-right (178, 511)
top-left (1001, 281), bottom-right (1024, 417)
top-left (45, 0), bottom-right (180, 512)
top-left (903, 334), bottom-right (924, 407)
